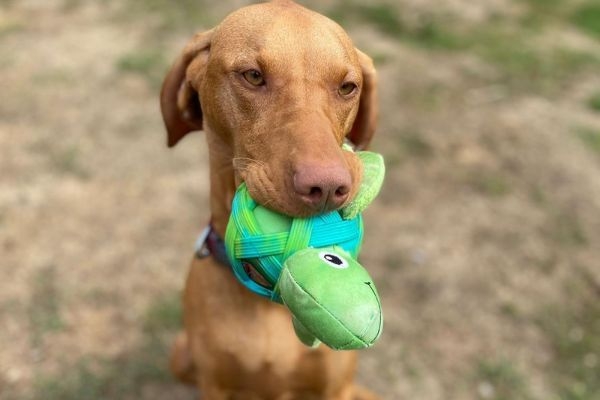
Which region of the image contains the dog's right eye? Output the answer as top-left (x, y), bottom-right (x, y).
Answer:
top-left (242, 69), bottom-right (265, 87)
top-left (339, 82), bottom-right (358, 97)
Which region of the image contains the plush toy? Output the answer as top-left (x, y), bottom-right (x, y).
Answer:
top-left (225, 150), bottom-right (385, 350)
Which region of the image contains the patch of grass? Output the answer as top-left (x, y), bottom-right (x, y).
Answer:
top-left (331, 1), bottom-right (599, 93)
top-left (576, 127), bottom-right (600, 156)
top-left (328, 2), bottom-right (465, 50)
top-left (0, 376), bottom-right (20, 400)
top-left (33, 359), bottom-right (111, 400)
top-left (572, 2), bottom-right (600, 39)
top-left (529, 184), bottom-right (547, 206)
top-left (355, 3), bottom-right (404, 36)
top-left (587, 92), bottom-right (600, 112)
top-left (477, 35), bottom-right (538, 78)
top-left (117, 0), bottom-right (214, 34)
top-left (28, 266), bottom-right (65, 345)
top-left (31, 349), bottom-right (170, 400)
top-left (407, 83), bottom-right (453, 111)
top-left (379, 130), bottom-right (433, 167)
top-left (404, 18), bottom-right (467, 51)
top-left (458, 21), bottom-right (599, 93)
top-left (328, 3), bottom-right (402, 36)
top-left (517, 0), bottom-right (571, 28)
top-left (537, 186), bottom-right (589, 247)
top-left (549, 210), bottom-right (588, 247)
top-left (537, 278), bottom-right (600, 400)
top-left (82, 287), bottom-right (124, 307)
top-left (499, 302), bottom-right (520, 319)
top-left (58, 0), bottom-right (103, 12)
top-left (519, 0), bottom-right (566, 9)
top-left (143, 292), bottom-right (182, 335)
top-left (474, 358), bottom-right (532, 400)
top-left (0, 20), bottom-right (24, 37)
top-left (399, 132), bottom-right (434, 159)
top-left (383, 252), bottom-right (409, 271)
top-left (370, 51), bottom-right (393, 66)
top-left (468, 171), bottom-right (512, 197)
top-left (30, 293), bottom-right (182, 400)
top-left (50, 145), bottom-right (89, 179)
top-left (531, 250), bottom-right (560, 274)
top-left (116, 49), bottom-right (167, 89)
top-left (470, 30), bottom-right (598, 92)
top-left (117, 51), bottom-right (163, 74)
top-left (32, 69), bottom-right (73, 85)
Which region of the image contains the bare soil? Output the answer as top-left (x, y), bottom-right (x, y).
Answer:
top-left (1, 1), bottom-right (599, 399)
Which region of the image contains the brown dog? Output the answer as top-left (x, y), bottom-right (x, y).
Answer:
top-left (160, 1), bottom-right (379, 398)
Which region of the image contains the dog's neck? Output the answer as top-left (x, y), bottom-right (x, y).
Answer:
top-left (205, 130), bottom-right (236, 238)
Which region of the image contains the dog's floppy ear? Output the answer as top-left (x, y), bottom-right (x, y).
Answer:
top-left (347, 49), bottom-right (378, 150)
top-left (160, 29), bottom-right (214, 147)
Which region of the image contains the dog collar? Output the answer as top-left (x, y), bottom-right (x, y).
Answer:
top-left (194, 223), bottom-right (278, 290)
top-left (194, 224), bottom-right (230, 267)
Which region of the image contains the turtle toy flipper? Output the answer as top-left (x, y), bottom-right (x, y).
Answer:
top-left (291, 316), bottom-right (321, 348)
top-left (276, 246), bottom-right (383, 350)
top-left (341, 151), bottom-right (385, 220)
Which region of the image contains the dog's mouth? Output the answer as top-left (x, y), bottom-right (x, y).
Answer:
top-left (247, 179), bottom-right (336, 218)
top-left (236, 163), bottom-right (353, 218)
top-left (234, 153), bottom-right (362, 218)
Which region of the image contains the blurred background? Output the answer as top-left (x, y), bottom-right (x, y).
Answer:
top-left (1, 0), bottom-right (599, 399)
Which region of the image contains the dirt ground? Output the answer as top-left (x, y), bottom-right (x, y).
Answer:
top-left (1, 0), bottom-right (599, 399)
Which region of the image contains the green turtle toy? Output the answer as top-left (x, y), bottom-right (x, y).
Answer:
top-left (225, 150), bottom-right (385, 350)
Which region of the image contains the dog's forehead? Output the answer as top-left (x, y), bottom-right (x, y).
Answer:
top-left (212, 1), bottom-right (358, 67)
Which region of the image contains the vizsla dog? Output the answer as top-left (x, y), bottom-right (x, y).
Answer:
top-left (160, 1), bottom-right (379, 399)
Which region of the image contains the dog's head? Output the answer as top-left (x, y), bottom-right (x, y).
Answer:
top-left (161, 0), bottom-right (378, 217)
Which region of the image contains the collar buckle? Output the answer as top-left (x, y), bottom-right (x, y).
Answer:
top-left (194, 226), bottom-right (212, 259)
top-left (194, 224), bottom-right (231, 267)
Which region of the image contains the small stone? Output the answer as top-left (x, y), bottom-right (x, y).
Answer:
top-left (477, 381), bottom-right (495, 399)
top-left (5, 368), bottom-right (22, 383)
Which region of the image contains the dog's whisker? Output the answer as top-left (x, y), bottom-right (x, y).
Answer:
top-left (233, 157), bottom-right (266, 170)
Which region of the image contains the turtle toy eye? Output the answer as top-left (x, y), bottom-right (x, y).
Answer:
top-left (319, 251), bottom-right (349, 269)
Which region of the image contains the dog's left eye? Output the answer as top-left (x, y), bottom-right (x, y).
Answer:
top-left (242, 69), bottom-right (265, 86)
top-left (339, 82), bottom-right (358, 97)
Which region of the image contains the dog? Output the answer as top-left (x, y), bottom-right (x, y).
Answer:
top-left (160, 1), bottom-right (379, 398)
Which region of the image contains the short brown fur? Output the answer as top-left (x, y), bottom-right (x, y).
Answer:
top-left (161, 1), bottom-right (379, 398)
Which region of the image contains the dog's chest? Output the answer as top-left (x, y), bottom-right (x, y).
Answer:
top-left (209, 302), bottom-right (334, 394)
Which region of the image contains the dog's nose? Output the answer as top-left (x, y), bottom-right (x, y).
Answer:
top-left (293, 164), bottom-right (352, 211)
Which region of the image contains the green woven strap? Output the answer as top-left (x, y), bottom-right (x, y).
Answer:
top-left (234, 232), bottom-right (288, 258)
top-left (283, 218), bottom-right (313, 260)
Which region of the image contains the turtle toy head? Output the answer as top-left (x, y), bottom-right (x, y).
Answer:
top-left (277, 246), bottom-right (382, 349)
top-left (225, 150), bottom-right (385, 350)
